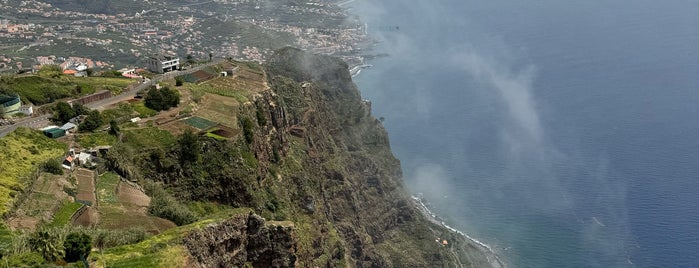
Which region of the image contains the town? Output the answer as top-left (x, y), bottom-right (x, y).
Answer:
top-left (0, 0), bottom-right (371, 73)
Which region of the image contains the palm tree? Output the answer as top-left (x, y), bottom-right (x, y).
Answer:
top-left (28, 230), bottom-right (64, 262)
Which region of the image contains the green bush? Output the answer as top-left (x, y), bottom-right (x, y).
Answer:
top-left (79, 110), bottom-right (103, 132)
top-left (241, 117), bottom-right (254, 144)
top-left (147, 185), bottom-right (197, 226)
top-left (63, 232), bottom-right (91, 262)
top-left (42, 158), bottom-right (64, 175)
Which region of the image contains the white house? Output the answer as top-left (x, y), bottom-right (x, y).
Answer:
top-left (146, 54), bottom-right (179, 74)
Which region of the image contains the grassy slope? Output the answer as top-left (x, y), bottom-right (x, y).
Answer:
top-left (0, 127), bottom-right (66, 215)
top-left (91, 208), bottom-right (253, 268)
top-left (1, 75), bottom-right (133, 105)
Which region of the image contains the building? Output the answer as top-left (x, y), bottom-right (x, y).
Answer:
top-left (0, 94), bottom-right (21, 116)
top-left (18, 105), bottom-right (33, 116)
top-left (43, 127), bottom-right (66, 138)
top-left (146, 54), bottom-right (179, 74)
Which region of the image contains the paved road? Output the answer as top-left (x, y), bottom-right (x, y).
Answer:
top-left (0, 59), bottom-right (228, 137)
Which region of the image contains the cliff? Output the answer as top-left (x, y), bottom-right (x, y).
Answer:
top-left (91, 48), bottom-right (497, 267)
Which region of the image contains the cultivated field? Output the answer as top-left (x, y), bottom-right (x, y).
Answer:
top-left (94, 173), bottom-right (175, 233)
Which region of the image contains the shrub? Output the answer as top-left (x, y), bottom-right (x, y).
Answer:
top-left (42, 158), bottom-right (64, 175)
top-left (79, 110), bottom-right (103, 132)
top-left (63, 232), bottom-right (91, 262)
top-left (241, 117), bottom-right (254, 144)
top-left (147, 185), bottom-right (197, 226)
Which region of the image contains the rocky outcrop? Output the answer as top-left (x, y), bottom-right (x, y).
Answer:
top-left (183, 213), bottom-right (296, 268)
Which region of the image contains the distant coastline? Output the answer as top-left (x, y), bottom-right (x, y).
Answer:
top-left (412, 195), bottom-right (507, 268)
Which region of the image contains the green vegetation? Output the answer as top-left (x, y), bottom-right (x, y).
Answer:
top-left (76, 132), bottom-right (118, 147)
top-left (132, 102), bottom-right (157, 118)
top-left (183, 116), bottom-right (217, 130)
top-left (63, 232), bottom-right (91, 263)
top-left (41, 158), bottom-right (64, 175)
top-left (28, 230), bottom-right (64, 262)
top-left (0, 74), bottom-right (131, 105)
top-left (121, 128), bottom-right (176, 150)
top-left (48, 202), bottom-right (83, 228)
top-left (144, 86), bottom-right (180, 111)
top-left (147, 183), bottom-right (197, 226)
top-left (241, 117), bottom-right (254, 144)
top-left (109, 120), bottom-right (120, 136)
top-left (91, 209), bottom-right (251, 267)
top-left (96, 172), bottom-right (120, 204)
top-left (78, 110), bottom-right (103, 132)
top-left (185, 83), bottom-right (249, 103)
top-left (0, 127), bottom-right (66, 215)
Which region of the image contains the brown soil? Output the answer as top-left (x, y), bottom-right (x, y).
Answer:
top-left (75, 168), bottom-right (96, 205)
top-left (210, 127), bottom-right (238, 138)
top-left (73, 207), bottom-right (98, 227)
top-left (117, 182), bottom-right (150, 207)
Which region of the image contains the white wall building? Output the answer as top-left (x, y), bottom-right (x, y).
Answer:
top-left (146, 54), bottom-right (179, 74)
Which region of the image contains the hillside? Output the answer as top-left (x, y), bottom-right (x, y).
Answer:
top-left (0, 49), bottom-right (496, 267)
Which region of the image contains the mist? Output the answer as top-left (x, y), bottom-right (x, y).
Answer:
top-left (348, 0), bottom-right (648, 266)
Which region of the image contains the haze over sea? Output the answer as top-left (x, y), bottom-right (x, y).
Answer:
top-left (348, 0), bottom-right (699, 267)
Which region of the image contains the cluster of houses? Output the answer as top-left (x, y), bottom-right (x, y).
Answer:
top-left (61, 146), bottom-right (111, 170)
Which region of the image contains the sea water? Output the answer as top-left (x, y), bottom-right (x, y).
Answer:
top-left (349, 0), bottom-right (699, 267)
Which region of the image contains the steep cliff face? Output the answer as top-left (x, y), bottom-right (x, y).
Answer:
top-left (184, 213), bottom-right (296, 268)
top-left (101, 48), bottom-right (495, 267)
top-left (239, 47), bottom-right (494, 267)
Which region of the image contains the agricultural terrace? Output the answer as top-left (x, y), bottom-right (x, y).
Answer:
top-left (170, 60), bottom-right (267, 132)
top-left (0, 127), bottom-right (66, 215)
top-left (6, 172), bottom-right (73, 230)
top-left (95, 172), bottom-right (175, 233)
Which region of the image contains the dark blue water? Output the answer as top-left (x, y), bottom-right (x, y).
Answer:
top-left (349, 1), bottom-right (699, 267)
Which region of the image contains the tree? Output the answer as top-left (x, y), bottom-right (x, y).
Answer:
top-left (178, 130), bottom-right (200, 165)
top-left (79, 110), bottom-right (103, 131)
top-left (145, 86), bottom-right (180, 111)
top-left (108, 120), bottom-right (120, 136)
top-left (209, 52), bottom-right (213, 62)
top-left (29, 230), bottom-right (64, 262)
top-left (72, 103), bottom-right (89, 116)
top-left (63, 233), bottom-right (91, 263)
top-left (53, 102), bottom-right (76, 124)
top-left (186, 54), bottom-right (194, 65)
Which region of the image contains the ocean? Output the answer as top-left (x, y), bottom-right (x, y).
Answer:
top-left (348, 0), bottom-right (699, 267)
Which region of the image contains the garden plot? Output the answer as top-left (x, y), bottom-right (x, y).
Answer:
top-left (193, 93), bottom-right (240, 129)
top-left (75, 168), bottom-right (96, 205)
top-left (94, 173), bottom-right (175, 233)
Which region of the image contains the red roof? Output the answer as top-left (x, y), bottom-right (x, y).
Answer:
top-left (65, 156), bottom-right (74, 162)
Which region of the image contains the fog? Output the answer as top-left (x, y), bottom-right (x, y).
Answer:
top-left (348, 0), bottom-right (643, 266)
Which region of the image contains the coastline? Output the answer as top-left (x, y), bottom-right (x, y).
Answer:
top-left (337, 1), bottom-right (507, 266)
top-left (411, 195), bottom-right (507, 268)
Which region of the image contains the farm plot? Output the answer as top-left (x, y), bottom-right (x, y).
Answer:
top-left (193, 93), bottom-right (240, 128)
top-left (7, 174), bottom-right (71, 230)
top-left (95, 172), bottom-right (175, 233)
top-left (158, 120), bottom-right (198, 136)
top-left (205, 125), bottom-right (240, 140)
top-left (75, 168), bottom-right (96, 206)
top-left (184, 116), bottom-right (218, 130)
